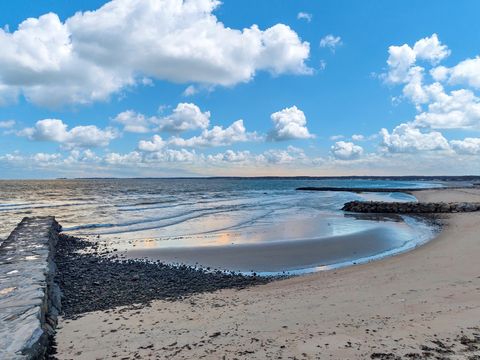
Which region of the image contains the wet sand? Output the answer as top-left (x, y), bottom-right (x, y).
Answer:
top-left (126, 227), bottom-right (420, 273)
top-left (54, 188), bottom-right (480, 359)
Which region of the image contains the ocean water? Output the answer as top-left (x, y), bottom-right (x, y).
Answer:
top-left (0, 178), bottom-right (442, 273)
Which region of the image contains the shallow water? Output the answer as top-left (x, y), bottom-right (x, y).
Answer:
top-left (0, 178), bottom-right (441, 273)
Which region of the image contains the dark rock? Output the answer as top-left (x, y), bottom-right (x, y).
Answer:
top-left (342, 201), bottom-right (480, 214)
top-left (54, 234), bottom-right (274, 319)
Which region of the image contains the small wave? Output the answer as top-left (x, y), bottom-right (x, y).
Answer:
top-left (68, 204), bottom-right (260, 235)
top-left (0, 203), bottom-right (31, 207)
top-left (0, 202), bottom-right (97, 212)
top-left (117, 201), bottom-right (197, 212)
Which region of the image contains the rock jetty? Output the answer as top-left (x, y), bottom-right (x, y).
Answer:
top-left (0, 217), bottom-right (61, 360)
top-left (342, 201), bottom-right (480, 213)
top-left (296, 186), bottom-right (424, 193)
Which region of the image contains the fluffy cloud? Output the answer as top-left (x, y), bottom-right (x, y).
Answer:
top-left (269, 106), bottom-right (314, 141)
top-left (430, 66), bottom-right (450, 82)
top-left (450, 137), bottom-right (480, 155)
top-left (0, 0), bottom-right (311, 107)
top-left (385, 34), bottom-right (449, 85)
top-left (32, 152), bottom-right (62, 163)
top-left (168, 119), bottom-right (257, 147)
top-left (412, 34), bottom-right (450, 64)
top-left (113, 110), bottom-right (151, 133)
top-left (114, 103), bottom-right (210, 133)
top-left (207, 150), bottom-right (251, 163)
top-left (351, 134), bottom-right (365, 141)
top-left (413, 87), bottom-right (480, 129)
top-left (0, 120), bottom-right (15, 128)
top-left (384, 34), bottom-right (480, 136)
top-left (380, 123), bottom-right (449, 153)
top-left (330, 141), bottom-right (363, 160)
top-left (65, 149), bottom-right (100, 164)
top-left (260, 146), bottom-right (307, 164)
top-left (401, 66), bottom-right (430, 105)
top-left (105, 151), bottom-right (143, 165)
top-left (150, 149), bottom-right (197, 162)
top-left (157, 103), bottom-right (210, 132)
top-left (138, 135), bottom-right (166, 152)
top-left (297, 12), bottom-right (312, 22)
top-left (20, 119), bottom-right (118, 148)
top-left (319, 34), bottom-right (342, 52)
top-left (386, 44), bottom-right (416, 84)
top-left (0, 13), bottom-right (131, 107)
top-left (0, 152), bottom-right (24, 163)
top-left (443, 57), bottom-right (480, 89)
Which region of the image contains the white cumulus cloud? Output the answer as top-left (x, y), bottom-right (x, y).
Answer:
top-left (269, 106), bottom-right (314, 141)
top-left (331, 141), bottom-right (363, 160)
top-left (413, 87), bottom-right (480, 130)
top-left (450, 137), bottom-right (480, 155)
top-left (385, 34), bottom-right (449, 86)
top-left (169, 119), bottom-right (257, 147)
top-left (445, 56), bottom-right (480, 89)
top-left (259, 146), bottom-right (307, 164)
top-left (32, 152), bottom-right (62, 163)
top-left (157, 103), bottom-right (210, 132)
top-left (412, 33), bottom-right (450, 65)
top-left (19, 119), bottom-right (118, 148)
top-left (351, 134), bottom-right (365, 141)
top-left (138, 135), bottom-right (166, 152)
top-left (0, 0), bottom-right (311, 107)
top-left (207, 150), bottom-right (251, 163)
top-left (383, 34), bottom-right (480, 133)
top-left (380, 123), bottom-right (450, 153)
top-left (113, 110), bottom-right (151, 133)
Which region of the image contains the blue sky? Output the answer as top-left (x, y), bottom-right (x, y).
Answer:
top-left (1, 0), bottom-right (480, 178)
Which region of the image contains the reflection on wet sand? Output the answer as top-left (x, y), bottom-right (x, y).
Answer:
top-left (125, 220), bottom-right (434, 274)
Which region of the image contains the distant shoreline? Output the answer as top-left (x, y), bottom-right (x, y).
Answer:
top-left (1, 175), bottom-right (480, 181)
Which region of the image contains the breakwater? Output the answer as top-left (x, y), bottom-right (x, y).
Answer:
top-left (0, 217), bottom-right (61, 360)
top-left (342, 201), bottom-right (480, 213)
top-left (296, 186), bottom-right (426, 193)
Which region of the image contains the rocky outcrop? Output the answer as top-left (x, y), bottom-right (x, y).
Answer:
top-left (0, 217), bottom-right (61, 360)
top-left (342, 201), bottom-right (480, 213)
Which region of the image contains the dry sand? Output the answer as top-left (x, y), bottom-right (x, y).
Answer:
top-left (54, 188), bottom-right (480, 359)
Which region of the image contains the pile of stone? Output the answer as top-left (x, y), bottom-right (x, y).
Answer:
top-left (55, 234), bottom-right (272, 319)
top-left (342, 201), bottom-right (480, 213)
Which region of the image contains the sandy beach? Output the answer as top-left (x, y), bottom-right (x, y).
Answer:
top-left (54, 188), bottom-right (480, 359)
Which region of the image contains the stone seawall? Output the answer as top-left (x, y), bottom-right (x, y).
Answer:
top-left (0, 217), bottom-right (61, 359)
top-left (342, 201), bottom-right (480, 213)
